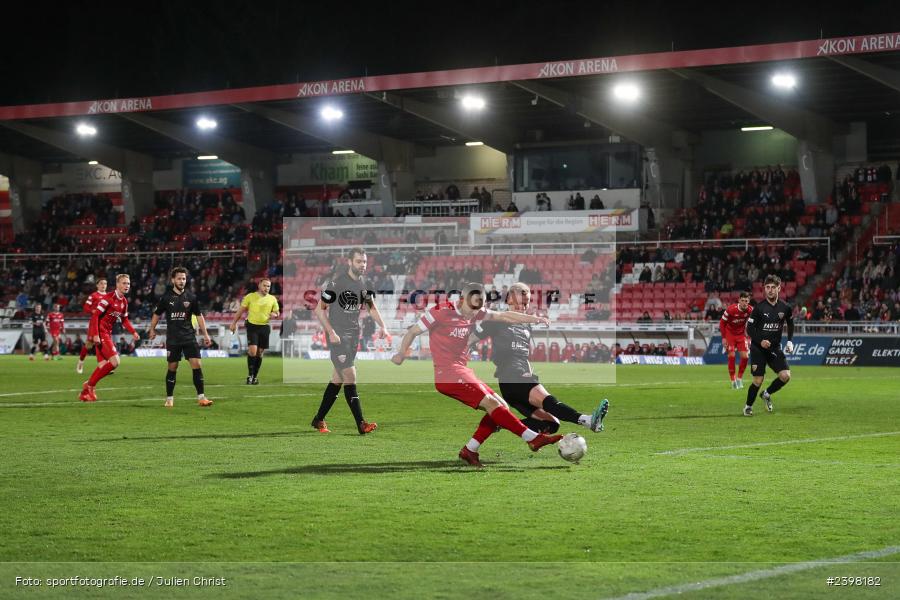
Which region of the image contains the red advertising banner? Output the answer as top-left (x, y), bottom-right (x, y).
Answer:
top-left (1, 32), bottom-right (898, 120)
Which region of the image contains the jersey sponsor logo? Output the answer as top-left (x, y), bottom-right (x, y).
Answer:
top-left (449, 326), bottom-right (470, 339)
top-left (338, 290), bottom-right (360, 311)
top-left (183, 301), bottom-right (190, 308)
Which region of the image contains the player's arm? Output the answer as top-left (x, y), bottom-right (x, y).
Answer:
top-left (229, 297), bottom-right (248, 333)
top-left (314, 299), bottom-right (340, 344)
top-left (270, 298), bottom-right (280, 319)
top-left (89, 303), bottom-right (105, 343)
top-left (148, 313), bottom-right (161, 340)
top-left (745, 304), bottom-right (764, 347)
top-left (485, 309), bottom-right (550, 327)
top-left (197, 314), bottom-right (212, 347)
top-left (366, 296), bottom-right (390, 337)
top-left (468, 320), bottom-right (491, 347)
top-left (719, 310), bottom-right (728, 338)
top-left (784, 306), bottom-right (795, 353)
top-left (122, 315), bottom-right (139, 341)
top-left (391, 323), bottom-right (423, 365)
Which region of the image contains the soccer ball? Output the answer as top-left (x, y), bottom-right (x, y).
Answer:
top-left (558, 433), bottom-right (587, 463)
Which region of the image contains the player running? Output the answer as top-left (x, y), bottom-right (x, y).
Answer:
top-left (391, 282), bottom-right (562, 468)
top-left (77, 277), bottom-right (108, 374)
top-left (471, 282), bottom-right (609, 436)
top-left (229, 278), bottom-right (280, 385)
top-left (720, 290), bottom-right (752, 389)
top-left (29, 304), bottom-right (48, 361)
top-left (148, 267), bottom-right (213, 408)
top-left (743, 275), bottom-right (795, 416)
top-left (79, 274), bottom-right (140, 402)
top-left (311, 248), bottom-right (386, 435)
top-left (47, 304), bottom-right (65, 361)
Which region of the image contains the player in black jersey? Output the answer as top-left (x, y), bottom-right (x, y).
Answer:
top-left (311, 248), bottom-right (388, 434)
top-left (744, 274), bottom-right (795, 416)
top-left (148, 267), bottom-right (213, 408)
top-left (471, 283), bottom-right (609, 435)
top-left (29, 304), bottom-right (49, 361)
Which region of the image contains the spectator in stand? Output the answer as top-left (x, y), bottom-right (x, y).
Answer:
top-left (638, 266), bottom-right (653, 283)
top-left (637, 311), bottom-right (652, 323)
top-left (506, 200), bottom-right (519, 212)
top-left (590, 195), bottom-right (605, 209)
top-left (480, 187), bottom-right (493, 212)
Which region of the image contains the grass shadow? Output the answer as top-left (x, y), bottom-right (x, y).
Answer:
top-left (213, 460), bottom-right (570, 478)
top-left (84, 431), bottom-right (310, 442)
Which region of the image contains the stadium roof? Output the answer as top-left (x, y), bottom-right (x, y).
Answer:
top-left (3, 32), bottom-right (900, 165)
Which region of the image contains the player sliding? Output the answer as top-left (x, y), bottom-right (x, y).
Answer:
top-left (148, 267), bottom-right (213, 408)
top-left (80, 274), bottom-right (140, 402)
top-left (470, 282), bottom-right (609, 437)
top-left (720, 290), bottom-right (752, 389)
top-left (391, 282), bottom-right (563, 468)
top-left (311, 248), bottom-right (385, 435)
top-left (743, 275), bottom-right (794, 416)
top-left (77, 277), bottom-right (107, 374)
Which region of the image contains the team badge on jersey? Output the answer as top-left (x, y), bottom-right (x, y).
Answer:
top-left (337, 354), bottom-right (347, 363)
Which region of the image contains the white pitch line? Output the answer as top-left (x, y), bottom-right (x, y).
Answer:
top-left (601, 544), bottom-right (900, 600)
top-left (0, 385), bottom-right (155, 398)
top-left (657, 431), bottom-right (900, 456)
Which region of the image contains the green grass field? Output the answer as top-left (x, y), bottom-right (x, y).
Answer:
top-left (0, 355), bottom-right (898, 599)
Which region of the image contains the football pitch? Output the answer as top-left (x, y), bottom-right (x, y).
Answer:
top-left (0, 355), bottom-right (898, 599)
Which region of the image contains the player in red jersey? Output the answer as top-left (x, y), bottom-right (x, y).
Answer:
top-left (80, 274), bottom-right (140, 402)
top-left (391, 282), bottom-right (563, 467)
top-left (77, 277), bottom-right (108, 374)
top-left (46, 304), bottom-right (65, 361)
top-left (720, 290), bottom-right (752, 389)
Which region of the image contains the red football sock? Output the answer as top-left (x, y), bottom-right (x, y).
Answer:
top-left (488, 405), bottom-right (527, 437)
top-left (738, 356), bottom-right (748, 378)
top-left (727, 354), bottom-right (736, 380)
top-left (88, 362), bottom-right (116, 387)
top-left (473, 415), bottom-right (497, 444)
top-left (79, 345), bottom-right (89, 361)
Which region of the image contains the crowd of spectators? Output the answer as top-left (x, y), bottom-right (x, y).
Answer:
top-left (2, 252), bottom-right (258, 320)
top-left (617, 244), bottom-right (816, 294)
top-left (812, 241), bottom-right (900, 323)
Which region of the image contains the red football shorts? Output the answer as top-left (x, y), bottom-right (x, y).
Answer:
top-left (434, 367), bottom-right (496, 409)
top-left (724, 334), bottom-right (749, 353)
top-left (94, 335), bottom-right (119, 361)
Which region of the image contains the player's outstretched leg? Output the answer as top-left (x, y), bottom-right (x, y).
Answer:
top-left (479, 396), bottom-right (561, 452)
top-left (744, 376), bottom-right (763, 416)
top-left (460, 415), bottom-right (498, 468)
top-left (165, 368), bottom-right (177, 407)
top-left (761, 370), bottom-right (790, 412)
top-left (345, 385), bottom-right (376, 434)
top-left (728, 352), bottom-right (737, 388)
top-left (737, 353), bottom-right (748, 388)
top-left (76, 343), bottom-right (90, 373)
top-left (312, 381), bottom-right (341, 433)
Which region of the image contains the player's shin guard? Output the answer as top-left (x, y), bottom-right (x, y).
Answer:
top-left (192, 368), bottom-right (204, 395)
top-left (541, 394), bottom-right (582, 424)
top-left (746, 383), bottom-right (760, 406)
top-left (88, 362), bottom-right (115, 386)
top-left (79, 344), bottom-right (89, 361)
top-left (315, 382), bottom-right (342, 420)
top-left (728, 354), bottom-right (736, 380)
top-left (765, 378), bottom-right (787, 396)
top-left (487, 405), bottom-right (532, 439)
top-left (166, 370), bottom-right (177, 396)
top-left (466, 415), bottom-right (499, 451)
top-left (738, 356), bottom-right (748, 378)
top-left (344, 384), bottom-right (365, 423)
